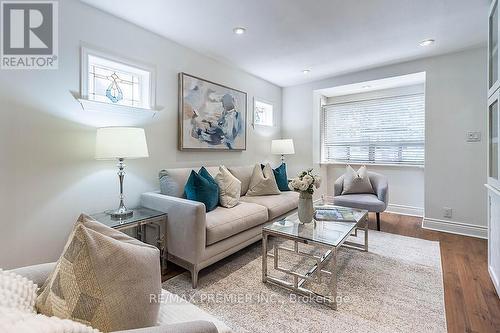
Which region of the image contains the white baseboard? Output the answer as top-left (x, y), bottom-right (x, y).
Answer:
top-left (489, 265), bottom-right (500, 298)
top-left (422, 217), bottom-right (488, 239)
top-left (386, 204), bottom-right (423, 217)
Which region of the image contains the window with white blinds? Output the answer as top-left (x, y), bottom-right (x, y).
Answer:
top-left (321, 93), bottom-right (425, 165)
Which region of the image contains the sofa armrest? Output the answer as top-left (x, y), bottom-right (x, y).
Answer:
top-left (141, 192), bottom-right (206, 265)
top-left (113, 321), bottom-right (219, 333)
top-left (334, 175), bottom-right (344, 197)
top-left (9, 262), bottom-right (57, 286)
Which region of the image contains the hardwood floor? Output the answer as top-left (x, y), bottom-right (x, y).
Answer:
top-left (162, 212), bottom-right (500, 333)
top-left (371, 212), bottom-right (500, 333)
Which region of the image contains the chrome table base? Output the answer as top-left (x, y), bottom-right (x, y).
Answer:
top-left (262, 216), bottom-right (368, 310)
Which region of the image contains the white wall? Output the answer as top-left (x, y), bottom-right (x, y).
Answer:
top-left (0, 0), bottom-right (282, 269)
top-left (282, 47), bottom-right (487, 236)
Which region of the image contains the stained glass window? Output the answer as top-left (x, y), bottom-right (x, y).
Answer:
top-left (86, 53), bottom-right (151, 109)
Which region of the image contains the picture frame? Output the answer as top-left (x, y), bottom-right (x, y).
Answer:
top-left (178, 72), bottom-right (247, 151)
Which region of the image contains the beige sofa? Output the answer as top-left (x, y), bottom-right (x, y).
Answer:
top-left (141, 165), bottom-right (299, 288)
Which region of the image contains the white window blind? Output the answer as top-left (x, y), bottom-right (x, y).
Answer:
top-left (322, 93), bottom-right (425, 165)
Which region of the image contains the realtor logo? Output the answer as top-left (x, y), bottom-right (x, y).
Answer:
top-left (1, 0), bottom-right (58, 69)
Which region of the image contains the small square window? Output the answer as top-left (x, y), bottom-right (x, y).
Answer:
top-left (81, 47), bottom-right (155, 110)
top-left (254, 99), bottom-right (274, 126)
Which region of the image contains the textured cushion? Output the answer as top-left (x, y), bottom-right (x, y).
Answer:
top-left (184, 168), bottom-right (219, 212)
top-left (0, 306), bottom-right (100, 333)
top-left (215, 165), bottom-right (241, 208)
top-left (342, 165), bottom-right (375, 195)
top-left (240, 191), bottom-right (299, 220)
top-left (246, 163), bottom-right (280, 196)
top-left (159, 170), bottom-right (181, 197)
top-left (227, 165), bottom-right (254, 196)
top-left (158, 167), bottom-right (219, 198)
top-left (272, 163), bottom-right (290, 192)
top-left (36, 214), bottom-right (161, 332)
top-left (334, 193), bottom-right (386, 212)
top-left (0, 270), bottom-right (38, 313)
top-left (206, 202), bottom-right (268, 245)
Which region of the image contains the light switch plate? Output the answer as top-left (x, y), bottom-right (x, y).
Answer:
top-left (443, 207), bottom-right (452, 218)
top-left (466, 131), bottom-right (481, 142)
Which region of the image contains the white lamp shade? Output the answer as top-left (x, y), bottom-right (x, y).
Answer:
top-left (95, 127), bottom-right (149, 160)
top-left (271, 139), bottom-right (295, 155)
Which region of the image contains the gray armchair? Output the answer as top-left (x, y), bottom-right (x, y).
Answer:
top-left (333, 171), bottom-right (389, 231)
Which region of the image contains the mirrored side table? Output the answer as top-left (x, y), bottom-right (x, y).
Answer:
top-left (91, 207), bottom-right (168, 275)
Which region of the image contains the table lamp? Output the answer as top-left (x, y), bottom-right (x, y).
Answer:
top-left (271, 139), bottom-right (295, 163)
top-left (95, 127), bottom-right (149, 219)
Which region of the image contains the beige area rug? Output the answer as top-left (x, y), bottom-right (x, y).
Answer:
top-left (163, 230), bottom-right (446, 333)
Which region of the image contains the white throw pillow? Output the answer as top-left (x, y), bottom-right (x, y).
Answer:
top-left (342, 165), bottom-right (375, 195)
top-left (215, 165), bottom-right (242, 208)
top-left (0, 269), bottom-right (38, 313)
top-left (0, 306), bottom-right (100, 333)
top-left (0, 270), bottom-right (99, 332)
top-left (246, 163), bottom-right (281, 196)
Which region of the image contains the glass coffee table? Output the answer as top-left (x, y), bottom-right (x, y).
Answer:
top-left (261, 204), bottom-right (368, 309)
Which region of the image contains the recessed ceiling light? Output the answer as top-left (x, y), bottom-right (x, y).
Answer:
top-left (362, 85), bottom-right (372, 89)
top-left (233, 27), bottom-right (246, 35)
top-left (419, 39), bottom-right (435, 47)
top-left (302, 69), bottom-right (311, 74)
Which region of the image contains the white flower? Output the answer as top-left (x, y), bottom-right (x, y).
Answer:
top-left (314, 176), bottom-right (322, 188)
top-left (303, 175), bottom-right (313, 186)
top-left (298, 180), bottom-right (309, 191)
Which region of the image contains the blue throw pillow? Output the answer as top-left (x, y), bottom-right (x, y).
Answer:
top-left (273, 163), bottom-right (290, 191)
top-left (184, 168), bottom-right (219, 212)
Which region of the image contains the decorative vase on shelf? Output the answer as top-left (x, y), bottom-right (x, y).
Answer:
top-left (298, 192), bottom-right (314, 224)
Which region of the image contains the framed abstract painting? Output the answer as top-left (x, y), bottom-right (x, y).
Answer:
top-left (178, 73), bottom-right (247, 151)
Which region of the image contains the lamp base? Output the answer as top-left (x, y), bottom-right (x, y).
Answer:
top-left (109, 208), bottom-right (133, 219)
top-left (109, 158), bottom-right (133, 220)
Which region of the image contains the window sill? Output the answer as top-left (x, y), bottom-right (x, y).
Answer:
top-left (74, 95), bottom-right (163, 119)
top-left (253, 123), bottom-right (275, 128)
top-left (320, 161), bottom-right (424, 169)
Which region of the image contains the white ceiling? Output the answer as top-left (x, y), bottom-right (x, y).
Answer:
top-left (80, 0), bottom-right (489, 87)
top-left (318, 72), bottom-right (426, 97)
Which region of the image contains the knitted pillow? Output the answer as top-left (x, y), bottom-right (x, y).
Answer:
top-left (36, 214), bottom-right (161, 332)
top-left (0, 270), bottom-right (99, 332)
top-left (0, 269), bottom-right (38, 313)
top-left (0, 306), bottom-right (100, 333)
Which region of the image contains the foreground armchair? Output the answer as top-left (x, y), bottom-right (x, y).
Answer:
top-left (333, 171), bottom-right (389, 231)
top-left (10, 263), bottom-right (223, 333)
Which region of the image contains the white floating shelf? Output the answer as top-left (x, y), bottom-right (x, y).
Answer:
top-left (72, 93), bottom-right (163, 120)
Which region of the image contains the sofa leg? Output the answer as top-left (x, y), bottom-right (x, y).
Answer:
top-left (191, 268), bottom-right (199, 289)
top-left (376, 212), bottom-right (381, 231)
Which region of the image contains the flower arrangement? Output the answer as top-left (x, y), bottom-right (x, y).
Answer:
top-left (288, 168), bottom-right (321, 194)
